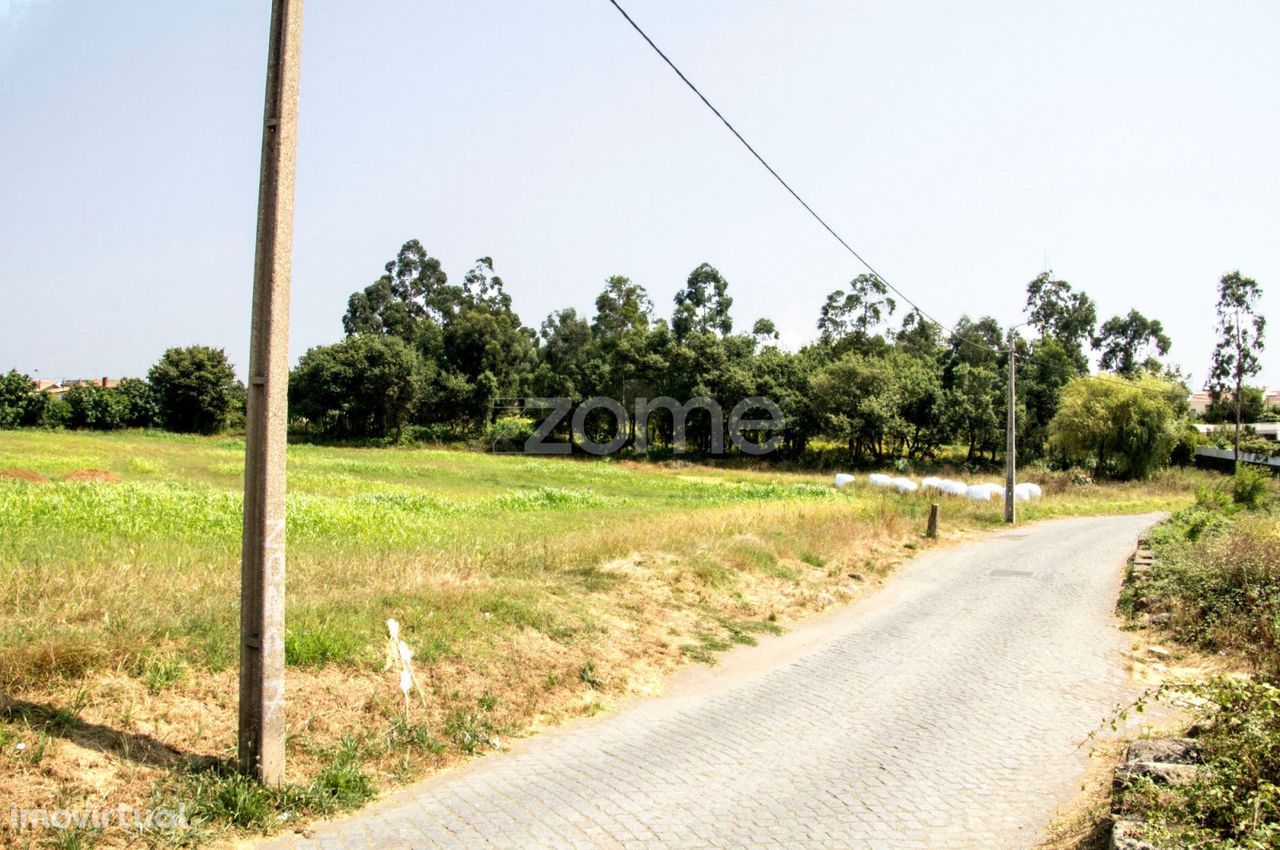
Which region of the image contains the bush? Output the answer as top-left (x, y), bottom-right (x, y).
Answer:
top-left (185, 740), bottom-right (375, 831)
top-left (64, 384), bottom-right (130, 430)
top-left (403, 423), bottom-right (466, 444)
top-left (1170, 422), bottom-right (1203, 466)
top-left (1048, 373), bottom-right (1185, 480)
top-left (115, 377), bottom-right (158, 428)
top-left (148, 346), bottom-right (238, 435)
top-left (1240, 435), bottom-right (1280, 458)
top-left (1124, 507), bottom-right (1280, 679)
top-left (485, 415), bottom-right (535, 452)
top-left (289, 335), bottom-right (426, 440)
top-left (1117, 678), bottom-right (1280, 848)
top-left (27, 394), bottom-right (70, 429)
top-left (3, 377), bottom-right (72, 429)
top-left (0, 370), bottom-right (33, 428)
top-left (1233, 467), bottom-right (1272, 508)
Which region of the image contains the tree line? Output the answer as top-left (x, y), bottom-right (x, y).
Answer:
top-left (0, 240), bottom-right (1267, 479)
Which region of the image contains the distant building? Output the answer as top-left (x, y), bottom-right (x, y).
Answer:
top-left (1195, 422), bottom-right (1280, 442)
top-left (1191, 387), bottom-right (1280, 416)
top-left (36, 377), bottom-right (119, 397)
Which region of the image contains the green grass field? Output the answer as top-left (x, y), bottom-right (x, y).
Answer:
top-left (0, 429), bottom-right (1209, 846)
top-left (0, 430), bottom-right (854, 683)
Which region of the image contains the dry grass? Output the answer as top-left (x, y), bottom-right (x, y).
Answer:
top-left (0, 430), bottom-right (1210, 848)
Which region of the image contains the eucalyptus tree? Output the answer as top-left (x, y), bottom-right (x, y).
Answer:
top-left (1025, 273), bottom-right (1097, 371)
top-left (342, 239), bottom-right (452, 341)
top-left (672, 263), bottom-right (734, 340)
top-left (1206, 270), bottom-right (1266, 467)
top-left (1095, 309), bottom-right (1171, 377)
top-left (817, 273), bottom-right (897, 353)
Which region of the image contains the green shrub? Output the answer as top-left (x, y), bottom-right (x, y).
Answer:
top-left (188, 770), bottom-right (274, 829)
top-left (1048, 374), bottom-right (1184, 480)
top-left (1117, 678), bottom-right (1280, 848)
top-left (385, 718), bottom-right (443, 753)
top-left (142, 654), bottom-right (186, 693)
top-left (1124, 509), bottom-right (1280, 679)
top-left (0, 370), bottom-right (33, 428)
top-left (485, 416), bottom-right (535, 451)
top-left (1233, 466), bottom-right (1271, 508)
top-left (1170, 422), bottom-right (1203, 466)
top-left (1240, 435), bottom-right (1280, 458)
top-left (65, 384), bottom-right (130, 430)
top-left (185, 740), bottom-right (375, 831)
top-left (289, 335), bottom-right (425, 440)
top-left (444, 705), bottom-right (499, 754)
top-left (148, 345), bottom-right (238, 434)
top-left (404, 423), bottom-right (465, 443)
top-left (116, 377), bottom-right (158, 427)
top-left (26, 393), bottom-right (71, 429)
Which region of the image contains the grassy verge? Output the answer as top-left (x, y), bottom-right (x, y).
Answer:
top-left (1109, 474), bottom-right (1280, 849)
top-left (0, 430), bottom-right (1206, 848)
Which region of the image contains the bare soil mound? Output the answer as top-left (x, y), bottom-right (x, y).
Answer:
top-left (63, 469), bottom-right (121, 483)
top-left (0, 469), bottom-right (48, 483)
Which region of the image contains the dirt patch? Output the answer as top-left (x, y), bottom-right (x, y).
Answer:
top-left (63, 469), bottom-right (121, 483)
top-left (1036, 739), bottom-right (1125, 850)
top-left (0, 469), bottom-right (47, 483)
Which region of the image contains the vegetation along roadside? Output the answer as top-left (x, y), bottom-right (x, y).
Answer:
top-left (1048, 470), bottom-right (1279, 850)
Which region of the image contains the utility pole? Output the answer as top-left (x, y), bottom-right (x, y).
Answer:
top-left (240, 0), bottom-right (303, 785)
top-left (1004, 329), bottom-right (1016, 524)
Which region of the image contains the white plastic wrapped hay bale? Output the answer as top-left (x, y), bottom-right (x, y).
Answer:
top-left (1014, 482), bottom-right (1041, 501)
top-left (939, 479), bottom-right (968, 496)
top-left (964, 484), bottom-right (994, 501)
top-left (891, 477), bottom-right (918, 494)
top-left (867, 473), bottom-right (893, 488)
top-left (833, 473), bottom-right (855, 489)
top-left (921, 476), bottom-right (943, 491)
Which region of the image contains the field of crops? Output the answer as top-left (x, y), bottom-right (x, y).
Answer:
top-left (0, 430), bottom-right (1206, 847)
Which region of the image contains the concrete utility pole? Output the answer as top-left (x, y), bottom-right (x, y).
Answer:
top-left (240, 0), bottom-right (303, 785)
top-left (1004, 330), bottom-right (1016, 524)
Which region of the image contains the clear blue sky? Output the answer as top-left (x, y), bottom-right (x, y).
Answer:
top-left (2, 0), bottom-right (1277, 387)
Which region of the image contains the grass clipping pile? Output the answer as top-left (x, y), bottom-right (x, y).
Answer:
top-left (0, 501), bottom-right (920, 847)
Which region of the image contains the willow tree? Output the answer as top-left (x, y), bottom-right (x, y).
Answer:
top-left (1049, 374), bottom-right (1184, 480)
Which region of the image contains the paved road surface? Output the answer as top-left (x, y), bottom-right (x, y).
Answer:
top-left (260, 513), bottom-right (1157, 850)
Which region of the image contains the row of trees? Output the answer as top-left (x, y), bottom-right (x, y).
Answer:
top-left (286, 239), bottom-right (1247, 475)
top-left (0, 346), bottom-right (240, 435)
top-left (1, 240), bottom-right (1266, 479)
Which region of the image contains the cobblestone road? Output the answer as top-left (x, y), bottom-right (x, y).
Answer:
top-left (260, 514), bottom-right (1157, 850)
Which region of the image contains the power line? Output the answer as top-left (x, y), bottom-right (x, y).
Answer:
top-left (605, 0), bottom-right (951, 334)
top-left (606, 0), bottom-right (1182, 400)
top-left (607, 0), bottom-right (1029, 363)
